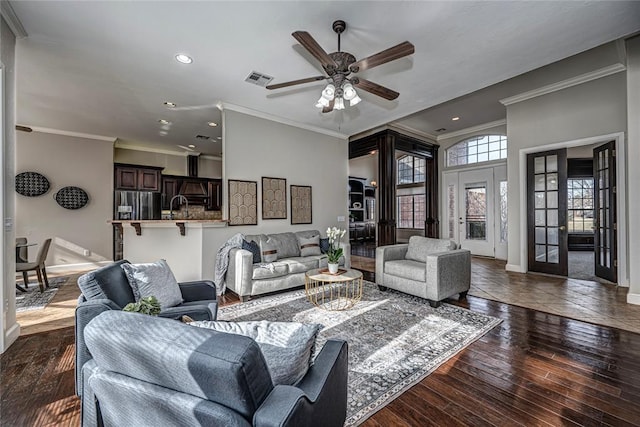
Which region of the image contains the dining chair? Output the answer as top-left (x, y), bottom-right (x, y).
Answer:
top-left (16, 238), bottom-right (52, 293)
top-left (15, 237), bottom-right (29, 292)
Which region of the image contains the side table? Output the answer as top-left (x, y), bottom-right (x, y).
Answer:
top-left (305, 268), bottom-right (363, 311)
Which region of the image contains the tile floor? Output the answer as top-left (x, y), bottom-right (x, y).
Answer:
top-left (352, 253), bottom-right (640, 334)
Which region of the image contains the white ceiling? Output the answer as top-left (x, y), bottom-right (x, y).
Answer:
top-left (9, 1), bottom-right (640, 155)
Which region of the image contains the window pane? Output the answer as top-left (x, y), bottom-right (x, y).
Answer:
top-left (500, 181), bottom-right (508, 243)
top-left (447, 135), bottom-right (508, 167)
top-left (448, 184), bottom-right (456, 239)
top-left (465, 185), bottom-right (486, 240)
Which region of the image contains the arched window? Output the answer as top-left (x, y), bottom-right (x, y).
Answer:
top-left (446, 135), bottom-right (507, 167)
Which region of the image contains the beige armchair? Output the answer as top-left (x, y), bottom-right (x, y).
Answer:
top-left (375, 236), bottom-right (471, 307)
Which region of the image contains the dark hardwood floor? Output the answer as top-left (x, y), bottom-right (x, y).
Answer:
top-left (3, 281), bottom-right (640, 425)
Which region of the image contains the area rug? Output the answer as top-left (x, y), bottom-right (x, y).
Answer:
top-left (15, 276), bottom-right (69, 312)
top-left (219, 281), bottom-right (502, 425)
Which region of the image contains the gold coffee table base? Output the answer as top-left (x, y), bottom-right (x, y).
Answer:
top-left (305, 268), bottom-right (363, 311)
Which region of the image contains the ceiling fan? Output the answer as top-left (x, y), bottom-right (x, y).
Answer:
top-left (266, 20), bottom-right (414, 113)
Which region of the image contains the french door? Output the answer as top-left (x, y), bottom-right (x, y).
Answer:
top-left (593, 141), bottom-right (617, 282)
top-left (442, 166), bottom-right (506, 259)
top-left (527, 149), bottom-right (568, 276)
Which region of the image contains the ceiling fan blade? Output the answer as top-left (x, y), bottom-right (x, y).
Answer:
top-left (349, 41), bottom-right (415, 73)
top-left (292, 31), bottom-right (338, 69)
top-left (266, 76), bottom-right (326, 90)
top-left (353, 78), bottom-right (399, 100)
top-left (322, 99), bottom-right (335, 113)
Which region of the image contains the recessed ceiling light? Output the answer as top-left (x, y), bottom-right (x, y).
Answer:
top-left (158, 119), bottom-right (170, 125)
top-left (207, 122), bottom-right (218, 127)
top-left (188, 144), bottom-right (196, 148)
top-left (159, 131), bottom-right (168, 136)
top-left (452, 117), bottom-right (460, 121)
top-left (175, 54), bottom-right (193, 64)
top-left (216, 137), bottom-right (222, 140)
top-left (164, 101), bottom-right (176, 108)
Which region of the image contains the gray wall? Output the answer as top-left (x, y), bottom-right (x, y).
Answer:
top-left (626, 36), bottom-right (640, 302)
top-left (1, 15), bottom-right (18, 352)
top-left (15, 132), bottom-right (114, 267)
top-left (505, 72), bottom-right (627, 272)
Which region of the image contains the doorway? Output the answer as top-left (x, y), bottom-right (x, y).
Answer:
top-left (526, 140), bottom-right (618, 283)
top-left (442, 164), bottom-right (507, 259)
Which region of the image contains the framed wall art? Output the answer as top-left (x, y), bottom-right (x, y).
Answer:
top-left (262, 177), bottom-right (287, 220)
top-left (228, 179), bottom-right (258, 226)
top-left (290, 185), bottom-right (312, 224)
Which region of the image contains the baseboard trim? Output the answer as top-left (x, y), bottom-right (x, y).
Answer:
top-left (505, 263), bottom-right (526, 273)
top-left (627, 293), bottom-right (640, 306)
top-left (46, 261), bottom-right (112, 274)
top-left (2, 323), bottom-right (21, 354)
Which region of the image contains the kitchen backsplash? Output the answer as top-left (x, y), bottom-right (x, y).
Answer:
top-left (161, 205), bottom-right (222, 220)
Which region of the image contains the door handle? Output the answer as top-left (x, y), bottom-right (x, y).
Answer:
top-left (559, 226), bottom-right (566, 231)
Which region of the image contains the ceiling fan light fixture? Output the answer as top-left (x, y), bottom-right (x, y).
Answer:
top-left (342, 83), bottom-right (357, 100)
top-left (322, 84), bottom-right (336, 99)
top-left (334, 97), bottom-right (345, 110)
top-left (349, 94), bottom-right (362, 106)
top-left (316, 96), bottom-right (331, 108)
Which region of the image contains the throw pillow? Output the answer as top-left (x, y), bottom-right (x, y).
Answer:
top-left (319, 237), bottom-right (330, 254)
top-left (260, 238), bottom-right (278, 263)
top-left (298, 234), bottom-right (321, 256)
top-left (242, 239), bottom-right (261, 264)
top-left (121, 259), bottom-right (183, 309)
top-left (189, 320), bottom-right (322, 386)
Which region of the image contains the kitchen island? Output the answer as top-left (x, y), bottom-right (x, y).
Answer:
top-left (110, 220), bottom-right (228, 283)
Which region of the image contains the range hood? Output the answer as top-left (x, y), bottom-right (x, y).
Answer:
top-left (178, 155), bottom-right (209, 202)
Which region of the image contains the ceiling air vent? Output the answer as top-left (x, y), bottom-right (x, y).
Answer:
top-left (245, 71), bottom-right (274, 87)
top-left (195, 134), bottom-right (211, 140)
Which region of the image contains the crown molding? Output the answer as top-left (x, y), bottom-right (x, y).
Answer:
top-left (500, 63), bottom-right (626, 106)
top-left (219, 102), bottom-right (349, 140)
top-left (1, 2), bottom-right (27, 38)
top-left (115, 141), bottom-right (222, 160)
top-left (436, 119), bottom-right (507, 141)
top-left (27, 126), bottom-right (116, 142)
top-left (387, 123), bottom-right (438, 142)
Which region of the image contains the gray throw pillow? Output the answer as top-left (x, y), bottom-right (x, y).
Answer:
top-left (121, 259), bottom-right (183, 309)
top-left (298, 234), bottom-right (321, 256)
top-left (260, 238), bottom-right (278, 263)
top-left (189, 320), bottom-right (322, 386)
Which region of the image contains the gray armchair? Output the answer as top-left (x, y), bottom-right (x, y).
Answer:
top-left (81, 311), bottom-right (348, 427)
top-left (75, 260), bottom-right (218, 397)
top-left (375, 236), bottom-right (471, 307)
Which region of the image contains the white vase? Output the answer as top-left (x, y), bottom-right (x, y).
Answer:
top-left (328, 262), bottom-right (339, 274)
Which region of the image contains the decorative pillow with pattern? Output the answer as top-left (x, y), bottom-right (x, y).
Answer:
top-left (319, 237), bottom-right (330, 254)
top-left (242, 239), bottom-right (261, 264)
top-left (260, 238), bottom-right (278, 263)
top-left (121, 259), bottom-right (183, 309)
top-left (189, 320), bottom-right (322, 386)
top-left (298, 234), bottom-right (321, 256)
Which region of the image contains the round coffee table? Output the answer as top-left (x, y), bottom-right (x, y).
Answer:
top-left (305, 268), bottom-right (363, 311)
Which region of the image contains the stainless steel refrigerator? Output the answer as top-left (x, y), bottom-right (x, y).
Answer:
top-left (113, 191), bottom-right (161, 259)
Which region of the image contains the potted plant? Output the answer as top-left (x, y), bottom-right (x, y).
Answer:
top-left (326, 227), bottom-right (347, 274)
top-left (123, 296), bottom-right (161, 316)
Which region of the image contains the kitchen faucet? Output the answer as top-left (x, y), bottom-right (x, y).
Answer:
top-left (169, 195), bottom-right (189, 220)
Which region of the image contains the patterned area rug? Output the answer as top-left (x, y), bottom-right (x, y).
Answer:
top-left (16, 276), bottom-right (69, 312)
top-left (219, 281), bottom-right (502, 425)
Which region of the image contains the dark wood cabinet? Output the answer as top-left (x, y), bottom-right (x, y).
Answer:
top-left (115, 164), bottom-right (162, 191)
top-left (161, 177), bottom-right (180, 210)
top-left (207, 179), bottom-right (222, 211)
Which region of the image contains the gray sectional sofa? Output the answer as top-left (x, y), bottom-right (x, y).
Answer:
top-left (225, 230), bottom-right (350, 301)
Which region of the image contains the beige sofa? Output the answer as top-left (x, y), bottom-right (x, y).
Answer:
top-left (224, 230), bottom-right (351, 302)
